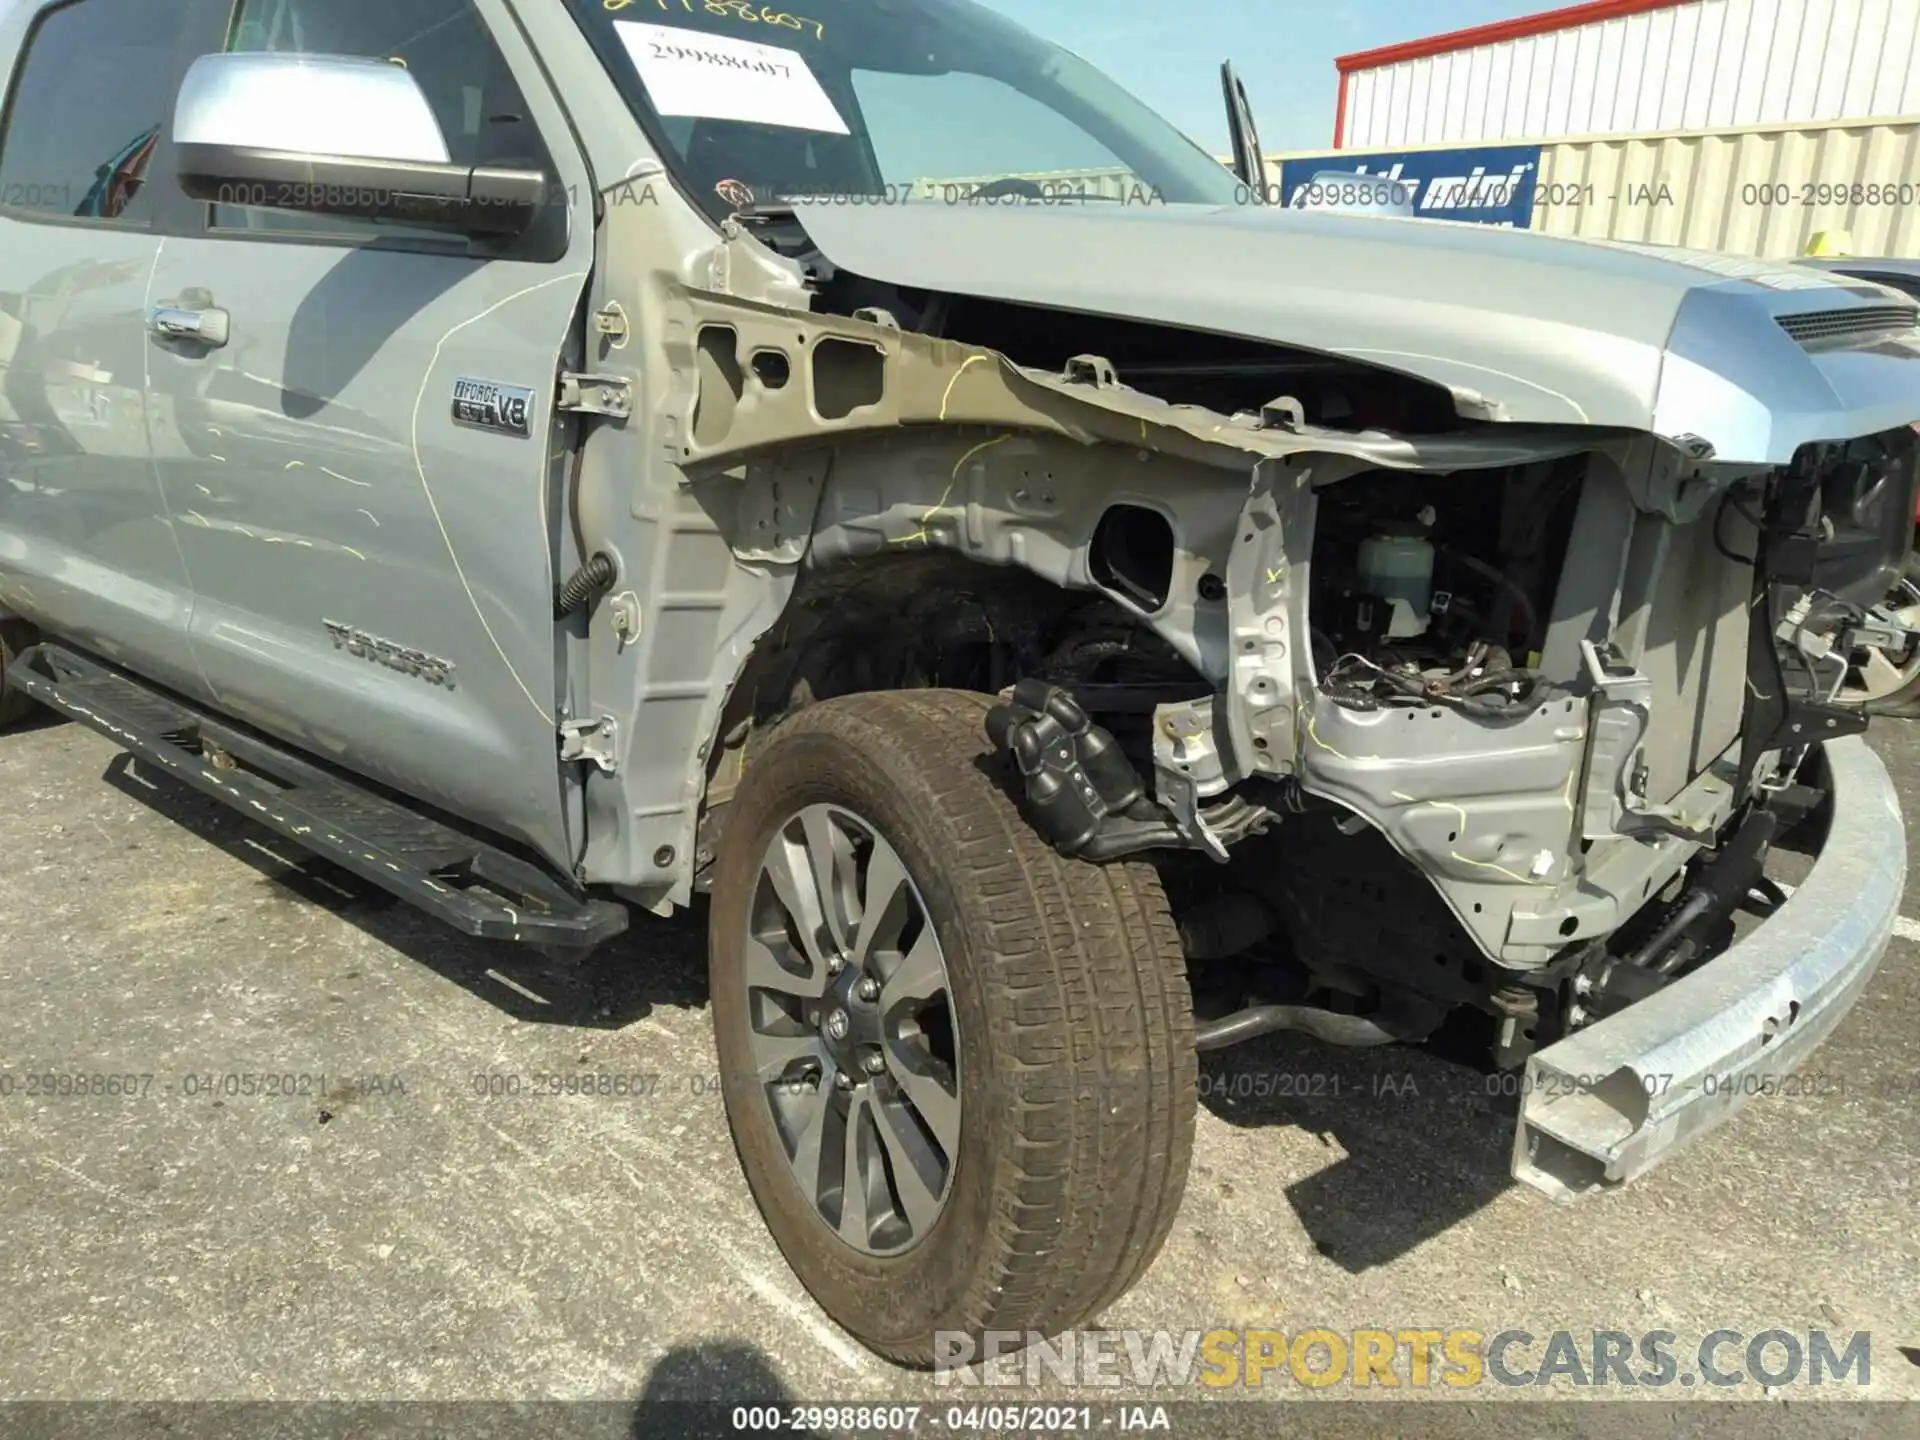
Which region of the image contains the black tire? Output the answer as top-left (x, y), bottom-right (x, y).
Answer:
top-left (708, 689), bottom-right (1196, 1367)
top-left (0, 618), bottom-right (35, 728)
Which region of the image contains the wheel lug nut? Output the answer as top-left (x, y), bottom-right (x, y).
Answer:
top-left (827, 955), bottom-right (844, 976)
top-left (834, 1072), bottom-right (853, 1091)
top-left (862, 1051), bottom-right (886, 1076)
top-left (856, 978), bottom-right (879, 1001)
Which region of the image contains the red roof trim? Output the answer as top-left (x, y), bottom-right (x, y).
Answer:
top-left (1335, 0), bottom-right (1693, 73)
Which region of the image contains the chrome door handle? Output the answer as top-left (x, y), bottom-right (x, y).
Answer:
top-left (149, 303), bottom-right (230, 348)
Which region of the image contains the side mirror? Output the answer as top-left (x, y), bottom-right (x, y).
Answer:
top-left (172, 52), bottom-right (548, 238)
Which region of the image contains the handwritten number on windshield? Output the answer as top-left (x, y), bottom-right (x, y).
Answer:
top-left (604, 0), bottom-right (827, 42)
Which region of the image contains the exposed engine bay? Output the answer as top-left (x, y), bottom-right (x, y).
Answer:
top-left (1305, 461), bottom-right (1582, 721)
top-left (659, 205), bottom-right (1920, 1079)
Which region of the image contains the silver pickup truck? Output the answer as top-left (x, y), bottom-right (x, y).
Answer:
top-left (0, 0), bottom-right (1912, 1368)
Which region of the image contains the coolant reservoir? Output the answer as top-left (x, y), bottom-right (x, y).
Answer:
top-left (1358, 533), bottom-right (1435, 617)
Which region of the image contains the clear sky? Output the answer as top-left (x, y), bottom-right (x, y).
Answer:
top-left (974, 0), bottom-right (1559, 153)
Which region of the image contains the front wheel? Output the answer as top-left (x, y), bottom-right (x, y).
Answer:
top-left (708, 690), bottom-right (1196, 1367)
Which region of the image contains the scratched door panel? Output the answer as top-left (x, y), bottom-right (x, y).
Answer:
top-left (144, 234), bottom-right (593, 868)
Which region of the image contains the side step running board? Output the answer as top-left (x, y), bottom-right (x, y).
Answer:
top-left (8, 643), bottom-right (628, 947)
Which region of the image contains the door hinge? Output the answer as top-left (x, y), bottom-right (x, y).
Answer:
top-left (559, 715), bottom-right (620, 774)
top-left (557, 371), bottom-right (632, 420)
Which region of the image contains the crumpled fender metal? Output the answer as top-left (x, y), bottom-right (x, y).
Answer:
top-left (665, 283), bottom-right (1653, 939)
top-left (663, 282), bottom-right (1623, 482)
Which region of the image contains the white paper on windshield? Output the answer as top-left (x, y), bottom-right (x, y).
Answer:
top-left (614, 21), bottom-right (849, 134)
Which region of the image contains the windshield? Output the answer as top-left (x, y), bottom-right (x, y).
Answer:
top-left (562, 0), bottom-right (1240, 217)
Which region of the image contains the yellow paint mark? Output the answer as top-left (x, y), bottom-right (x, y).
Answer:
top-left (1449, 851), bottom-right (1539, 885)
top-left (285, 461), bottom-right (304, 470)
top-left (1266, 567), bottom-right (1284, 584)
top-left (1387, 786), bottom-right (1548, 886)
top-left (1421, 795), bottom-right (1542, 885)
top-left (321, 466), bottom-right (371, 489)
top-left (1302, 708), bottom-right (1353, 761)
top-left (937, 354), bottom-right (990, 422)
top-left (890, 433), bottom-right (1010, 546)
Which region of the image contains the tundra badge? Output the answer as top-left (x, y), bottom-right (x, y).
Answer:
top-left (451, 378), bottom-right (534, 438)
top-left (324, 621), bottom-right (456, 689)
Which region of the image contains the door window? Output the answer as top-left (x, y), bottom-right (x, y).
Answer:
top-left (0, 0), bottom-right (189, 225)
top-left (214, 0), bottom-right (556, 238)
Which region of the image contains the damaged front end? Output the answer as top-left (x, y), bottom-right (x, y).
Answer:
top-left (1219, 423), bottom-right (1913, 1200)
top-left (969, 411), bottom-right (1914, 1163)
top-left (582, 189), bottom-right (1915, 1203)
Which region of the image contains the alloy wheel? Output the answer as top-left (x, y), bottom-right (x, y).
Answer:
top-left (741, 804), bottom-right (960, 1257)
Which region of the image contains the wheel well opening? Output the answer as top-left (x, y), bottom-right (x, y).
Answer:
top-left (696, 553), bottom-right (1209, 872)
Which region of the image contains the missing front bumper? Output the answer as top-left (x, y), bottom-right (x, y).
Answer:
top-left (1511, 736), bottom-right (1903, 1201)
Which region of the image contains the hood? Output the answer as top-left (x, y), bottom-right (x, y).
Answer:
top-left (788, 201), bottom-right (1920, 466)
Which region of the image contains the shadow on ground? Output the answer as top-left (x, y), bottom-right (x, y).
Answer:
top-left (1197, 1018), bottom-right (1521, 1274)
top-left (631, 1340), bottom-right (817, 1437)
top-left (100, 751), bottom-right (708, 1031)
top-left (1, 703), bottom-right (67, 737)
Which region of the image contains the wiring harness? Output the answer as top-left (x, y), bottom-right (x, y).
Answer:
top-left (1319, 640), bottom-right (1546, 719)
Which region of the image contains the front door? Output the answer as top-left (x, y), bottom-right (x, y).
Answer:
top-left (143, 0), bottom-right (597, 870)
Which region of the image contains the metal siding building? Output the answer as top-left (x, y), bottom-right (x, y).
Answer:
top-left (1335, 0), bottom-right (1920, 150)
top-left (1531, 116), bottom-right (1920, 253)
top-left (1275, 118), bottom-right (1920, 257)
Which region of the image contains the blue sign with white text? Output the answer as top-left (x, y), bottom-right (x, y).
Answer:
top-left (1278, 144), bottom-right (1544, 227)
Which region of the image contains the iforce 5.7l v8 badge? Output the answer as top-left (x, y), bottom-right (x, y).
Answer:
top-left (451, 378), bottom-right (535, 438)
